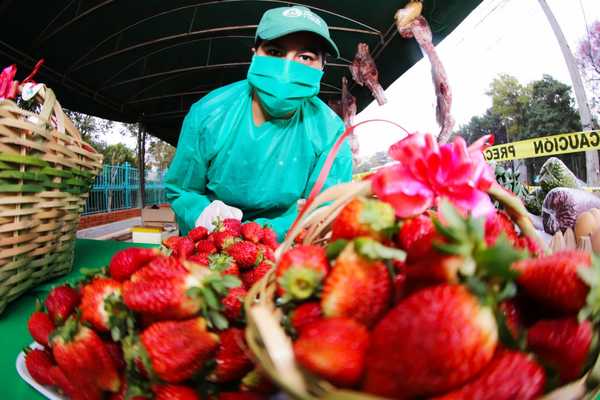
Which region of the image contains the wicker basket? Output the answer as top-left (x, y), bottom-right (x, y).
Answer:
top-left (245, 180), bottom-right (599, 400)
top-left (0, 84), bottom-right (102, 314)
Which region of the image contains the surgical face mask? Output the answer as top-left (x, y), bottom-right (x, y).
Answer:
top-left (247, 55), bottom-right (323, 118)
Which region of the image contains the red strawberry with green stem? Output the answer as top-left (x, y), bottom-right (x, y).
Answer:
top-left (45, 285), bottom-right (80, 325)
top-left (208, 328), bottom-right (253, 383)
top-left (321, 239), bottom-right (401, 327)
top-left (242, 261), bottom-right (273, 289)
top-left (223, 218), bottom-right (242, 235)
top-left (364, 284), bottom-right (498, 398)
top-left (136, 318), bottom-right (219, 383)
top-left (396, 213), bottom-right (437, 262)
top-left (210, 230), bottom-right (238, 251)
top-left (276, 245), bottom-right (329, 303)
top-left (80, 277), bottom-right (127, 338)
top-left (241, 222), bottom-right (264, 243)
top-left (226, 241), bottom-right (263, 270)
top-left (188, 225), bottom-right (209, 242)
top-left (222, 286), bottom-right (247, 321)
top-left (28, 311), bottom-right (55, 347)
top-left (293, 317), bottom-right (369, 387)
top-left (433, 349), bottom-right (545, 400)
top-left (196, 239), bottom-right (217, 255)
top-left (513, 250), bottom-right (591, 313)
top-left (331, 196), bottom-right (396, 242)
top-left (527, 317), bottom-right (593, 383)
top-left (51, 317), bottom-right (121, 393)
top-left (209, 253), bottom-right (240, 277)
top-left (109, 247), bottom-right (159, 281)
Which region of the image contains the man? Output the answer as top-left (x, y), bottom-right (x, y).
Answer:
top-left (165, 5), bottom-right (353, 240)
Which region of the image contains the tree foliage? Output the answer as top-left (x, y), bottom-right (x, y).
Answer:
top-left (576, 20), bottom-right (600, 120)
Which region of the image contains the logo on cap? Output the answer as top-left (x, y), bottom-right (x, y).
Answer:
top-left (282, 8), bottom-right (303, 17)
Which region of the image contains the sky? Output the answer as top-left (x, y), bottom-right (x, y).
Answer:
top-left (353, 0), bottom-right (600, 157)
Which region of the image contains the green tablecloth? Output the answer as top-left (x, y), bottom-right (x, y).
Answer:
top-left (0, 239), bottom-right (158, 400)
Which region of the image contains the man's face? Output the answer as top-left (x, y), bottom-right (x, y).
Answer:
top-left (255, 32), bottom-right (324, 70)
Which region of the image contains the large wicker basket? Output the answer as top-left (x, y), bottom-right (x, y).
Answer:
top-left (245, 180), bottom-right (600, 400)
top-left (0, 84), bottom-right (102, 314)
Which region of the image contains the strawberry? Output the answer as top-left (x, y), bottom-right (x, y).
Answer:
top-left (209, 253), bottom-right (240, 276)
top-left (44, 285), bottom-right (80, 325)
top-left (321, 241), bottom-right (392, 327)
top-left (188, 226), bottom-right (209, 242)
top-left (512, 250), bottom-right (590, 312)
top-left (331, 197), bottom-right (395, 242)
top-left (241, 222), bottom-right (264, 243)
top-left (484, 210), bottom-right (519, 247)
top-left (105, 341), bottom-right (126, 372)
top-left (132, 256), bottom-right (188, 281)
top-left (28, 311), bottom-right (55, 347)
top-left (51, 317), bottom-right (121, 393)
top-left (527, 317), bottom-right (593, 383)
top-left (226, 241), bottom-right (262, 270)
top-left (163, 236), bottom-right (181, 249)
top-left (80, 277), bottom-right (123, 333)
top-left (222, 286), bottom-right (247, 321)
top-left (289, 302), bottom-right (321, 334)
top-left (364, 284), bottom-right (498, 398)
top-left (294, 317), bottom-right (369, 387)
top-left (172, 237), bottom-right (195, 259)
top-left (109, 247), bottom-right (159, 281)
top-left (154, 385), bottom-right (199, 400)
top-left (515, 235), bottom-right (540, 256)
top-left (25, 348), bottom-right (55, 386)
top-left (124, 263), bottom-right (209, 320)
top-left (140, 318), bottom-right (219, 383)
top-left (223, 218), bottom-right (242, 235)
top-left (211, 230), bottom-right (238, 251)
top-left (208, 328), bottom-right (253, 383)
top-left (433, 349), bottom-right (545, 400)
top-left (219, 392), bottom-right (267, 400)
top-left (188, 253), bottom-right (210, 266)
top-left (261, 227), bottom-right (279, 250)
top-left (242, 261), bottom-right (273, 289)
top-left (398, 253), bottom-right (464, 288)
top-left (498, 299), bottom-right (523, 341)
top-left (196, 239), bottom-right (217, 255)
top-left (396, 213), bottom-right (436, 262)
top-left (49, 365), bottom-right (102, 400)
top-left (257, 243), bottom-right (275, 262)
top-left (276, 245), bottom-right (329, 301)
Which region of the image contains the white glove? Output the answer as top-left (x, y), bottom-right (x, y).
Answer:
top-left (195, 200), bottom-right (243, 231)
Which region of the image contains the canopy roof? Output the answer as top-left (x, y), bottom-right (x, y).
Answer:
top-left (0, 0), bottom-right (481, 145)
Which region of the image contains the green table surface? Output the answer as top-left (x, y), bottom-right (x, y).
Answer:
top-left (0, 239), bottom-right (158, 400)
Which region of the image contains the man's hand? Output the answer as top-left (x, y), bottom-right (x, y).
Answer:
top-left (195, 200), bottom-right (243, 231)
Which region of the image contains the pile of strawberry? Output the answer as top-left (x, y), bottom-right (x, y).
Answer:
top-left (25, 219), bottom-right (279, 400)
top-left (275, 196), bottom-right (600, 399)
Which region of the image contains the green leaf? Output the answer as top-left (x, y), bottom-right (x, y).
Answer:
top-left (222, 275), bottom-right (242, 288)
top-left (497, 281), bottom-right (518, 302)
top-left (326, 239), bottom-right (349, 260)
top-left (208, 310), bottom-right (229, 330)
top-left (475, 235), bottom-right (526, 280)
top-left (210, 280), bottom-right (226, 294)
top-left (465, 276), bottom-right (488, 299)
top-left (200, 287), bottom-right (219, 310)
top-left (495, 308), bottom-right (520, 350)
top-left (438, 199), bottom-right (465, 231)
top-left (354, 237), bottom-right (406, 262)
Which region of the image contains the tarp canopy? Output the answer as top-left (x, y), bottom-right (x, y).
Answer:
top-left (0, 0), bottom-right (482, 145)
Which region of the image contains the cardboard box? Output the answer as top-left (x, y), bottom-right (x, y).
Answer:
top-left (130, 224), bottom-right (179, 245)
top-left (142, 205), bottom-right (176, 224)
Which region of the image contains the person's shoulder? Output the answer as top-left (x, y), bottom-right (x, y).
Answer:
top-left (189, 80), bottom-right (250, 116)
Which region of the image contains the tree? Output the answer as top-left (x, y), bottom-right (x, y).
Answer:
top-left (458, 109), bottom-right (503, 145)
top-left (486, 74), bottom-right (531, 140)
top-left (102, 143), bottom-right (136, 166)
top-left (63, 109), bottom-right (112, 152)
top-left (576, 20), bottom-right (600, 121)
top-left (147, 138), bottom-right (176, 170)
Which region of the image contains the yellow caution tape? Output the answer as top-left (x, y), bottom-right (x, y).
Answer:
top-left (484, 130), bottom-right (600, 162)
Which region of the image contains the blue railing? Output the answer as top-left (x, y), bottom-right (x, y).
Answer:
top-left (82, 163), bottom-right (167, 215)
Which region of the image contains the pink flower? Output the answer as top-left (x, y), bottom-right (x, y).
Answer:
top-left (371, 133), bottom-right (495, 218)
top-left (0, 64), bottom-right (17, 100)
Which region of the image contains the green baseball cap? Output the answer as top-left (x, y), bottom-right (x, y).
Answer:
top-left (255, 6), bottom-right (340, 58)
